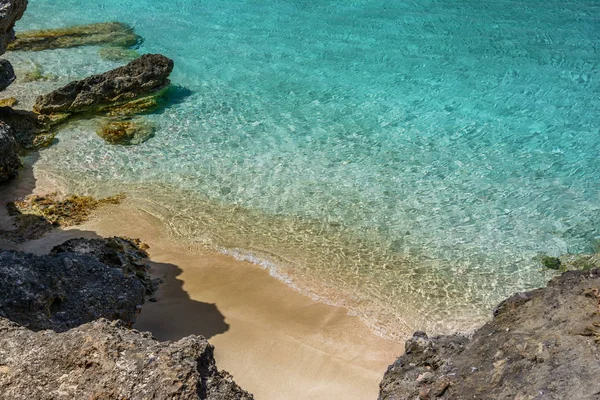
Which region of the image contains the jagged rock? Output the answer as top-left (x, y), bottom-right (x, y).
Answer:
top-left (52, 236), bottom-right (158, 295)
top-left (97, 118), bottom-right (155, 145)
top-left (7, 21), bottom-right (141, 51)
top-left (0, 58), bottom-right (15, 90)
top-left (0, 120), bottom-right (20, 181)
top-left (34, 54), bottom-right (173, 115)
top-left (379, 269), bottom-right (600, 400)
top-left (0, 318), bottom-right (253, 399)
top-left (0, 106), bottom-right (60, 150)
top-left (0, 239), bottom-right (149, 332)
top-left (0, 0), bottom-right (27, 54)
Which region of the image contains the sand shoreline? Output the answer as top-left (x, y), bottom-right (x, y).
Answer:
top-left (0, 166), bottom-right (404, 399)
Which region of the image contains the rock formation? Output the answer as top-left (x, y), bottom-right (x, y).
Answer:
top-left (7, 21), bottom-right (141, 51)
top-left (0, 318), bottom-right (254, 399)
top-left (0, 238), bottom-right (152, 332)
top-left (0, 120), bottom-right (19, 181)
top-left (0, 58), bottom-right (14, 90)
top-left (0, 0), bottom-right (27, 54)
top-left (379, 268), bottom-right (600, 400)
top-left (34, 54), bottom-right (174, 115)
top-left (97, 118), bottom-right (155, 145)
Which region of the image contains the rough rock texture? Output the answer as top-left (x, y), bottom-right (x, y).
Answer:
top-left (0, 238), bottom-right (150, 332)
top-left (7, 21), bottom-right (141, 51)
top-left (0, 58), bottom-right (14, 90)
top-left (0, 0), bottom-right (27, 54)
top-left (52, 236), bottom-right (158, 294)
top-left (0, 120), bottom-right (19, 181)
top-left (34, 54), bottom-right (174, 114)
top-left (0, 318), bottom-right (254, 400)
top-left (97, 118), bottom-right (155, 145)
top-left (379, 269), bottom-right (600, 400)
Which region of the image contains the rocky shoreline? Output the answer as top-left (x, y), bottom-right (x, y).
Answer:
top-left (1, 0), bottom-right (600, 399)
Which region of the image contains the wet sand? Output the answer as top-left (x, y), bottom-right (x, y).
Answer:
top-left (0, 168), bottom-right (405, 400)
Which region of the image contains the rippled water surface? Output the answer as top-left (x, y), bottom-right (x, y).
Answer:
top-left (11, 0), bottom-right (600, 336)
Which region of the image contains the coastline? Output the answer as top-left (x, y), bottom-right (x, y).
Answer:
top-left (0, 164), bottom-right (404, 399)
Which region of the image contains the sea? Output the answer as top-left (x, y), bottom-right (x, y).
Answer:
top-left (9, 0), bottom-right (600, 338)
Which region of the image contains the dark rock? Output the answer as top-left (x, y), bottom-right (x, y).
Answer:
top-left (379, 269), bottom-right (600, 399)
top-left (541, 255), bottom-right (561, 270)
top-left (0, 120), bottom-right (20, 182)
top-left (52, 236), bottom-right (158, 295)
top-left (0, 106), bottom-right (60, 150)
top-left (0, 239), bottom-right (148, 332)
top-left (0, 318), bottom-right (254, 399)
top-left (7, 21), bottom-right (142, 51)
top-left (0, 58), bottom-right (15, 90)
top-left (0, 0), bottom-right (28, 54)
top-left (34, 54), bottom-right (174, 115)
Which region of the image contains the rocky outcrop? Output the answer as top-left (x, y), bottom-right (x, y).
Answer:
top-left (34, 54), bottom-right (173, 115)
top-left (0, 237), bottom-right (155, 332)
top-left (7, 21), bottom-right (141, 51)
top-left (0, 58), bottom-right (14, 90)
top-left (379, 269), bottom-right (600, 400)
top-left (0, 120), bottom-right (19, 181)
top-left (0, 0), bottom-right (27, 54)
top-left (0, 317), bottom-right (254, 399)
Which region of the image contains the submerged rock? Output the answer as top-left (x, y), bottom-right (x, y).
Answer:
top-left (0, 318), bottom-right (253, 399)
top-left (34, 54), bottom-right (173, 115)
top-left (0, 246), bottom-right (146, 332)
top-left (0, 58), bottom-right (15, 90)
top-left (98, 45), bottom-right (140, 62)
top-left (97, 118), bottom-right (155, 145)
top-left (0, 0), bottom-right (27, 54)
top-left (379, 268), bottom-right (600, 400)
top-left (7, 21), bottom-right (142, 51)
top-left (0, 96), bottom-right (16, 107)
top-left (0, 121), bottom-right (20, 182)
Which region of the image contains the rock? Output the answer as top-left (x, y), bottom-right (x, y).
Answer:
top-left (34, 54), bottom-right (174, 115)
top-left (0, 0), bottom-right (28, 54)
top-left (0, 96), bottom-right (16, 106)
top-left (7, 21), bottom-right (142, 51)
top-left (97, 118), bottom-right (155, 145)
top-left (0, 107), bottom-right (59, 150)
top-left (0, 318), bottom-right (254, 399)
top-left (98, 45), bottom-right (140, 62)
top-left (540, 255), bottom-right (561, 270)
top-left (0, 120), bottom-right (20, 182)
top-left (52, 236), bottom-right (158, 295)
top-left (0, 245), bottom-right (146, 332)
top-left (3, 192), bottom-right (124, 240)
top-left (379, 269), bottom-right (600, 399)
top-left (20, 61), bottom-right (57, 82)
top-left (0, 58), bottom-right (15, 90)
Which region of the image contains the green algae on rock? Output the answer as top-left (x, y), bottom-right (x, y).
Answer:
top-left (7, 22), bottom-right (142, 51)
top-left (98, 45), bottom-right (140, 62)
top-left (3, 192), bottom-right (125, 241)
top-left (33, 54), bottom-right (173, 115)
top-left (20, 61), bottom-right (57, 82)
top-left (97, 118), bottom-right (155, 145)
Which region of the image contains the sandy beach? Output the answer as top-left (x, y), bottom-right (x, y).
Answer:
top-left (0, 166), bottom-right (404, 400)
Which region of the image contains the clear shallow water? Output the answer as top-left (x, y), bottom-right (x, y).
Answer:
top-left (12, 0), bottom-right (600, 336)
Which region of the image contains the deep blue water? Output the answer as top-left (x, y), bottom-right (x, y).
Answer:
top-left (11, 0), bottom-right (600, 335)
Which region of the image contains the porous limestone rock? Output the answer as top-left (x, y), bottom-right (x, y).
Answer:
top-left (0, 120), bottom-right (19, 181)
top-left (0, 318), bottom-right (254, 399)
top-left (34, 54), bottom-right (173, 115)
top-left (7, 21), bottom-right (141, 51)
top-left (97, 118), bottom-right (155, 145)
top-left (379, 269), bottom-right (600, 400)
top-left (0, 58), bottom-right (15, 90)
top-left (0, 237), bottom-right (153, 332)
top-left (0, 0), bottom-right (27, 54)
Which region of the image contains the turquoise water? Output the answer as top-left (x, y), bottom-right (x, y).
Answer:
top-left (12, 0), bottom-right (600, 336)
